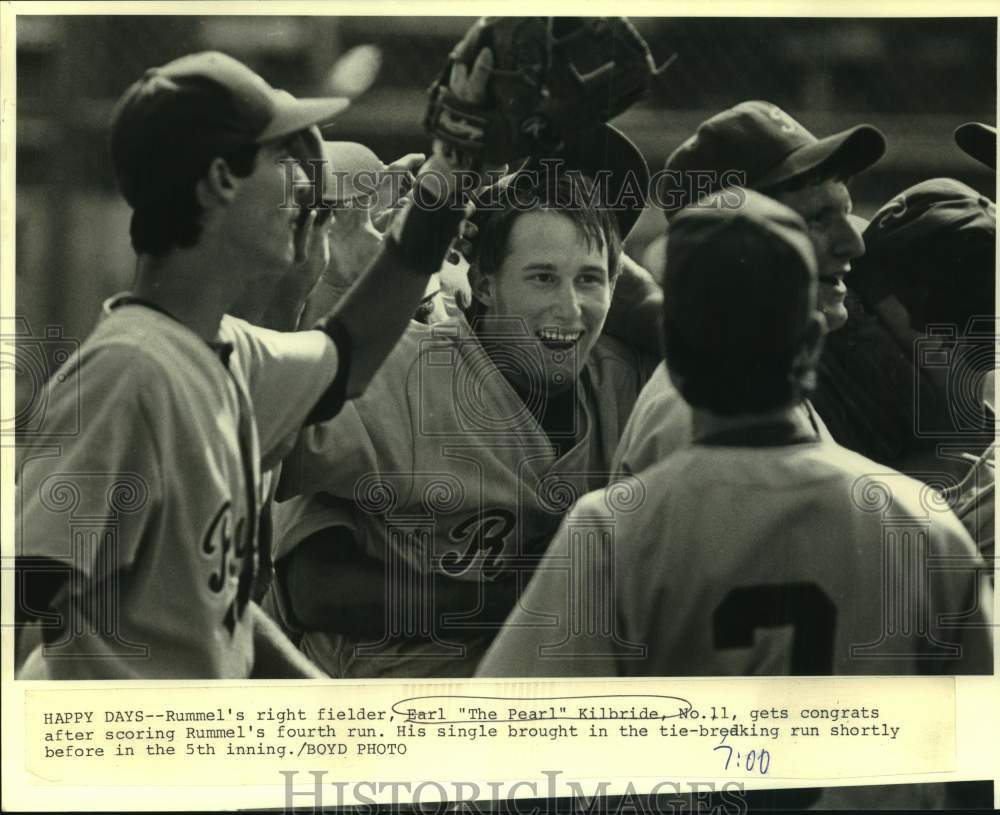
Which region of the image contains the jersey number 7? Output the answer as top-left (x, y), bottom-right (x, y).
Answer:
top-left (713, 583), bottom-right (837, 675)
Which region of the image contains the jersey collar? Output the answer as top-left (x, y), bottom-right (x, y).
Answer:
top-left (104, 293), bottom-right (235, 367)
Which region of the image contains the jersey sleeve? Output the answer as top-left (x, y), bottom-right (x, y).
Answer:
top-left (476, 493), bottom-right (627, 677)
top-left (610, 362), bottom-right (693, 477)
top-left (224, 319), bottom-right (340, 464)
top-left (17, 345), bottom-right (162, 580)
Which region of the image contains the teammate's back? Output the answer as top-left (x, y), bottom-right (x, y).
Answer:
top-left (608, 439), bottom-right (991, 675)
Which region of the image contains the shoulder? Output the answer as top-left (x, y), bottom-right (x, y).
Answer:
top-left (355, 316), bottom-right (468, 399)
top-left (813, 446), bottom-right (973, 538)
top-left (92, 306), bottom-right (223, 383)
top-left (587, 336), bottom-right (658, 397)
top-left (590, 334), bottom-right (651, 373)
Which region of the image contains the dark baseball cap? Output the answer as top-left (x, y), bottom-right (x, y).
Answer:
top-left (852, 177), bottom-right (996, 324)
top-left (556, 122), bottom-right (650, 239)
top-left (954, 122), bottom-right (997, 170)
top-left (664, 188), bottom-right (818, 360)
top-left (111, 51), bottom-right (349, 209)
top-left (660, 100), bottom-right (886, 219)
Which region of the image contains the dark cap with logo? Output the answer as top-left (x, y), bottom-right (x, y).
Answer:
top-left (110, 51), bottom-right (349, 209)
top-left (853, 177), bottom-right (996, 329)
top-left (659, 100), bottom-right (886, 219)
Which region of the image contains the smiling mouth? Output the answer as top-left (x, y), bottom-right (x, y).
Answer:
top-left (537, 328), bottom-right (584, 349)
top-left (819, 265), bottom-right (850, 285)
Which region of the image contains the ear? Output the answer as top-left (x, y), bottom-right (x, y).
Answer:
top-left (195, 157), bottom-right (239, 211)
top-left (469, 264), bottom-right (496, 307)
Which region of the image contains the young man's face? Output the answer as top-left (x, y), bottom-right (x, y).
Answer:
top-left (225, 139), bottom-right (306, 276)
top-left (480, 210), bottom-right (613, 394)
top-left (773, 179), bottom-right (865, 332)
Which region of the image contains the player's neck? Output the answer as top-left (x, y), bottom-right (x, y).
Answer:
top-left (132, 249), bottom-right (243, 342)
top-left (691, 405), bottom-right (801, 443)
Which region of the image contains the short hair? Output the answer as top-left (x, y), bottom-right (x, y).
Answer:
top-left (472, 172), bottom-right (622, 288)
top-left (128, 141), bottom-right (260, 257)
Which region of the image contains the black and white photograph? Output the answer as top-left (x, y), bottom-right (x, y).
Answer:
top-left (3, 7), bottom-right (997, 814)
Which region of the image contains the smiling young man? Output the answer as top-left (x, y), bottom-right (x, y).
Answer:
top-left (613, 100), bottom-right (886, 475)
top-left (15, 52), bottom-right (473, 679)
top-left (273, 171), bottom-right (655, 678)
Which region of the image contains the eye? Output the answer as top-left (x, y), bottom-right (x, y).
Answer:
top-left (528, 272), bottom-right (556, 284)
top-left (806, 211), bottom-right (832, 229)
top-left (577, 272), bottom-right (606, 287)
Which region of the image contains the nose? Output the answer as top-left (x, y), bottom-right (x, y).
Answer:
top-left (834, 214), bottom-right (866, 263)
top-left (549, 282), bottom-right (583, 323)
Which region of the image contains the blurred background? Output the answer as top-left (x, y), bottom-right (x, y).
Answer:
top-left (15, 15), bottom-right (997, 344)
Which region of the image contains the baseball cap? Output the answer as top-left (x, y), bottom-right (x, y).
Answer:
top-left (469, 122), bottom-right (648, 248)
top-left (111, 51), bottom-right (349, 209)
top-left (556, 122), bottom-right (650, 239)
top-left (852, 177), bottom-right (996, 323)
top-left (664, 188), bottom-right (818, 360)
top-left (954, 122), bottom-right (997, 170)
top-left (660, 100), bottom-right (886, 219)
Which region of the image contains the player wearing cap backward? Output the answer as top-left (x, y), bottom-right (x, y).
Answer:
top-left (15, 51), bottom-right (475, 679)
top-left (848, 178), bottom-right (996, 569)
top-left (477, 188), bottom-right (994, 681)
top-left (612, 101), bottom-right (886, 476)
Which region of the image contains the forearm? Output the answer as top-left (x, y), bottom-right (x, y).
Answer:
top-left (249, 602), bottom-right (325, 678)
top-left (604, 254), bottom-right (663, 355)
top-left (325, 245), bottom-right (434, 398)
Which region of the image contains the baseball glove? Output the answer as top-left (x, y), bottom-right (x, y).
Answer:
top-left (425, 17), bottom-right (668, 167)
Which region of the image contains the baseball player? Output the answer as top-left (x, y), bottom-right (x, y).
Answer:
top-left (849, 177), bottom-right (996, 567)
top-left (273, 166), bottom-right (656, 678)
top-left (477, 188), bottom-right (994, 681)
top-left (613, 101), bottom-right (886, 475)
top-left (15, 51), bottom-right (475, 679)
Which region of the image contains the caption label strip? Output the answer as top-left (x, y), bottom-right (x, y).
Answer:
top-left (25, 678), bottom-right (954, 789)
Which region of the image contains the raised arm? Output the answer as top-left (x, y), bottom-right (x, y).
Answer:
top-left (603, 253), bottom-right (664, 356)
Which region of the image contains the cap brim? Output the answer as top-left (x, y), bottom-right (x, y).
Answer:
top-left (320, 141), bottom-right (385, 203)
top-left (258, 96), bottom-right (350, 143)
top-left (756, 124), bottom-right (886, 190)
top-left (955, 122), bottom-right (997, 170)
top-left (558, 123), bottom-right (651, 239)
top-left (468, 123), bottom-right (650, 250)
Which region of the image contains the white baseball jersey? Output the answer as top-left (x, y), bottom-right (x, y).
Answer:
top-left (16, 297), bottom-right (340, 678)
top-left (275, 313), bottom-right (655, 677)
top-left (611, 360), bottom-right (832, 476)
top-left (478, 438), bottom-right (993, 677)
